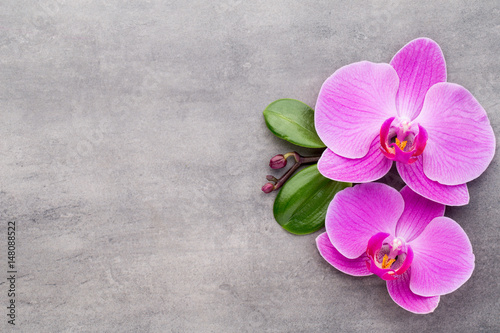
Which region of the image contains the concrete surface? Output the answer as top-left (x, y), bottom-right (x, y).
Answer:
top-left (1, 1), bottom-right (499, 332)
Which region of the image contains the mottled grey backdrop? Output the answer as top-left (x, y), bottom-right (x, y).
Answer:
top-left (1, 1), bottom-right (499, 332)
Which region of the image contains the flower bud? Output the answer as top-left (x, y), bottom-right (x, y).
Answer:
top-left (269, 154), bottom-right (287, 169)
top-left (261, 182), bottom-right (275, 193)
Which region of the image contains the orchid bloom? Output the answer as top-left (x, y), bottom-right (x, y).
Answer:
top-left (315, 38), bottom-right (495, 206)
top-left (316, 183), bottom-right (474, 314)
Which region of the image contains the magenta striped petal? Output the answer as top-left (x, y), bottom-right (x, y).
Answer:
top-left (326, 183), bottom-right (404, 259)
top-left (390, 38), bottom-right (446, 120)
top-left (397, 158), bottom-right (469, 206)
top-left (318, 136), bottom-right (393, 183)
top-left (386, 269), bottom-right (440, 314)
top-left (395, 186), bottom-right (445, 243)
top-left (409, 217), bottom-right (475, 297)
top-left (315, 61), bottom-right (399, 159)
top-left (416, 83), bottom-right (496, 185)
top-left (316, 232), bottom-right (372, 276)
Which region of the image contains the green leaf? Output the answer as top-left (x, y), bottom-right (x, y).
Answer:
top-left (273, 164), bottom-right (351, 235)
top-left (263, 99), bottom-right (325, 148)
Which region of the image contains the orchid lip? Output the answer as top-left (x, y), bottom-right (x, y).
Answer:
top-left (380, 117), bottom-right (428, 165)
top-left (365, 232), bottom-right (413, 281)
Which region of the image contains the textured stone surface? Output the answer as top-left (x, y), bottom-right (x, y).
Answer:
top-left (1, 1), bottom-right (499, 331)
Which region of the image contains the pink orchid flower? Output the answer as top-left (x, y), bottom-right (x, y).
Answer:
top-left (316, 183), bottom-right (474, 314)
top-left (315, 38), bottom-right (495, 206)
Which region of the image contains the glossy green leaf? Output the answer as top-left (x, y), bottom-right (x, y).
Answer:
top-left (273, 164), bottom-right (351, 235)
top-left (263, 99), bottom-right (325, 148)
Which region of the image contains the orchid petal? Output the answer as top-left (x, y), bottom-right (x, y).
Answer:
top-left (386, 269), bottom-right (440, 314)
top-left (326, 183), bottom-right (404, 259)
top-left (318, 136), bottom-right (392, 183)
top-left (390, 38), bottom-right (446, 120)
top-left (316, 232), bottom-right (372, 276)
top-left (315, 61), bottom-right (399, 159)
top-left (415, 82), bottom-right (496, 185)
top-left (396, 186), bottom-right (445, 242)
top-left (409, 217), bottom-right (475, 297)
top-left (397, 158), bottom-right (469, 206)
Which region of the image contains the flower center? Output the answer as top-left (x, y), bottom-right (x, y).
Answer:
top-left (379, 117), bottom-right (428, 164)
top-left (365, 232), bottom-right (413, 281)
top-left (395, 138), bottom-right (407, 151)
top-left (381, 254), bottom-right (396, 269)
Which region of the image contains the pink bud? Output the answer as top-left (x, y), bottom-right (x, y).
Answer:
top-left (269, 154), bottom-right (287, 169)
top-left (261, 182), bottom-right (275, 193)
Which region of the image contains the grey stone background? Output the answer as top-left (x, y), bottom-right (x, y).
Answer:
top-left (1, 0), bottom-right (499, 332)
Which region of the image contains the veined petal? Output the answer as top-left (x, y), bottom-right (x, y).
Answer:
top-left (409, 217), bottom-right (475, 297)
top-left (386, 269), bottom-right (440, 314)
top-left (315, 61), bottom-right (399, 159)
top-left (395, 186), bottom-right (445, 243)
top-left (397, 158), bottom-right (469, 206)
top-left (316, 232), bottom-right (372, 276)
top-left (390, 38), bottom-right (446, 120)
top-left (318, 136), bottom-right (392, 183)
top-left (416, 83), bottom-right (496, 185)
top-left (326, 183), bottom-right (404, 259)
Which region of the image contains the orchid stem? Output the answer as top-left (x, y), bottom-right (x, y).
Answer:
top-left (263, 151), bottom-right (321, 193)
top-left (300, 155), bottom-right (321, 164)
top-left (273, 158), bottom-right (301, 190)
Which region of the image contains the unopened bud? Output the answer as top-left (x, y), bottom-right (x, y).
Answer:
top-left (261, 182), bottom-right (275, 193)
top-left (270, 154), bottom-right (287, 169)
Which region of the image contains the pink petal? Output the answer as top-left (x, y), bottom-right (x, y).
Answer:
top-left (315, 61), bottom-right (399, 159)
top-left (397, 158), bottom-right (469, 206)
top-left (395, 186), bottom-right (445, 243)
top-left (390, 38), bottom-right (446, 120)
top-left (326, 183), bottom-right (404, 259)
top-left (416, 83), bottom-right (496, 185)
top-left (386, 269), bottom-right (440, 314)
top-left (316, 232), bottom-right (372, 276)
top-left (409, 217), bottom-right (475, 297)
top-left (317, 136), bottom-right (393, 183)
